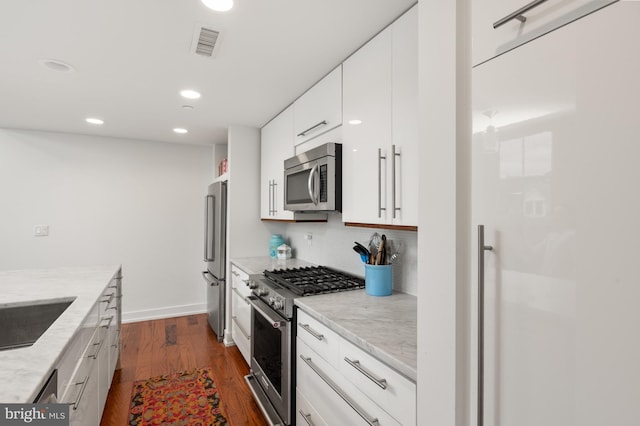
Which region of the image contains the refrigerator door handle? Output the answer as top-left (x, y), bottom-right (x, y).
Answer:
top-left (477, 225), bottom-right (493, 426)
top-left (202, 270), bottom-right (219, 285)
top-left (204, 195), bottom-right (215, 262)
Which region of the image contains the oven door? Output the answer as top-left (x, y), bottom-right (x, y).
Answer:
top-left (284, 156), bottom-right (335, 211)
top-left (248, 296), bottom-right (292, 425)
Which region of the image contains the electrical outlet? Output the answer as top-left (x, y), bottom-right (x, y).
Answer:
top-left (34, 225), bottom-right (49, 236)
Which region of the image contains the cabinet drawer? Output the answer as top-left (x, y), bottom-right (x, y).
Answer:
top-left (296, 388), bottom-right (328, 426)
top-left (339, 338), bottom-right (416, 425)
top-left (297, 309), bottom-right (340, 366)
top-left (472, 0), bottom-right (616, 66)
top-left (297, 339), bottom-right (401, 426)
top-left (230, 265), bottom-right (252, 297)
top-left (232, 317), bottom-right (250, 365)
top-left (231, 287), bottom-right (251, 335)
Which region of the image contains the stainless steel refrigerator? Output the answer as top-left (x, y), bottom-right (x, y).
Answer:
top-left (202, 181), bottom-right (226, 342)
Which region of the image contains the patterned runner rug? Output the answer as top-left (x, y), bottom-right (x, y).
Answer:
top-left (129, 366), bottom-right (229, 425)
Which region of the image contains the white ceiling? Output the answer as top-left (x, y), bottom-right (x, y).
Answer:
top-left (0, 0), bottom-right (416, 146)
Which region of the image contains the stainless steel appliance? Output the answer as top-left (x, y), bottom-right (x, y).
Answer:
top-left (284, 142), bottom-right (342, 212)
top-left (202, 181), bottom-right (227, 342)
top-left (245, 266), bottom-right (364, 425)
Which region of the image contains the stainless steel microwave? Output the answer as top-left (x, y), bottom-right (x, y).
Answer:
top-left (284, 142), bottom-right (342, 212)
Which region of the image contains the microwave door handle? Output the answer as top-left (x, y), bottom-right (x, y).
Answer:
top-left (307, 164), bottom-right (319, 205)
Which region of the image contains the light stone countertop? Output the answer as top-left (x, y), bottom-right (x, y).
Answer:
top-left (295, 290), bottom-right (417, 381)
top-left (230, 256), bottom-right (316, 275)
top-left (0, 265), bottom-right (121, 403)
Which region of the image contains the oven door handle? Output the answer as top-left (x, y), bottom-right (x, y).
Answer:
top-left (248, 296), bottom-right (287, 328)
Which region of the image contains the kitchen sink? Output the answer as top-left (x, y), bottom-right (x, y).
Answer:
top-left (0, 298), bottom-right (75, 351)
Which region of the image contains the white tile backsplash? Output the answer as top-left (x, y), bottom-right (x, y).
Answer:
top-left (263, 214), bottom-right (417, 295)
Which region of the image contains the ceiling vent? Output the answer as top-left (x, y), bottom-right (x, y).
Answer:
top-left (191, 25), bottom-right (221, 58)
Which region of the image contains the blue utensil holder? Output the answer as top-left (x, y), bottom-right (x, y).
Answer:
top-left (364, 264), bottom-right (393, 296)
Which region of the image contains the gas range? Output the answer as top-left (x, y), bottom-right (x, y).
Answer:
top-left (249, 266), bottom-right (365, 319)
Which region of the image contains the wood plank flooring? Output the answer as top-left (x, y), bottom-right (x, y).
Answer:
top-left (100, 314), bottom-right (268, 425)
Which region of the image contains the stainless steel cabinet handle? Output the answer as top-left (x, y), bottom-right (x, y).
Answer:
top-left (298, 410), bottom-right (315, 426)
top-left (89, 339), bottom-right (104, 359)
top-left (299, 323), bottom-right (324, 341)
top-left (378, 148), bottom-right (386, 218)
top-left (493, 0), bottom-right (548, 28)
top-left (268, 180), bottom-right (272, 215)
top-left (391, 144), bottom-right (401, 219)
top-left (344, 357), bottom-right (387, 389)
top-left (300, 355), bottom-right (379, 426)
top-left (232, 316), bottom-right (251, 339)
top-left (297, 120), bottom-right (327, 137)
top-left (101, 316), bottom-right (114, 329)
top-left (477, 225), bottom-right (493, 426)
top-left (71, 376), bottom-right (90, 410)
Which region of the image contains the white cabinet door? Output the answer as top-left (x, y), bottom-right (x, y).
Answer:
top-left (472, 4), bottom-right (640, 425)
top-left (343, 6), bottom-right (418, 227)
top-left (261, 106), bottom-right (294, 220)
top-left (472, 0), bottom-right (616, 66)
top-left (293, 66), bottom-right (342, 146)
top-left (230, 264), bottom-right (252, 364)
top-left (343, 25), bottom-right (392, 226)
top-left (390, 6), bottom-right (419, 227)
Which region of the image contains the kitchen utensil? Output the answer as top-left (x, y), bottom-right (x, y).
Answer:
top-left (368, 232), bottom-right (381, 260)
top-left (354, 242), bottom-right (370, 256)
top-left (353, 245), bottom-right (369, 263)
top-left (375, 234), bottom-right (386, 265)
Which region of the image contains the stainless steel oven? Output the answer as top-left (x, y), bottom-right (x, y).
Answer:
top-left (244, 266), bottom-right (365, 426)
top-left (246, 296), bottom-right (292, 426)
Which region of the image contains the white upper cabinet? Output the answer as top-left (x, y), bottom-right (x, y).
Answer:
top-left (472, 0), bottom-right (617, 66)
top-left (293, 66), bottom-right (342, 146)
top-left (261, 105), bottom-right (295, 220)
top-left (342, 5), bottom-right (418, 227)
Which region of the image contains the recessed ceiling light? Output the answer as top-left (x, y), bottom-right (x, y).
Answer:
top-left (173, 128), bottom-right (188, 134)
top-left (348, 119), bottom-right (363, 125)
top-left (85, 117), bottom-right (104, 125)
top-left (201, 0), bottom-right (234, 12)
top-left (39, 59), bottom-right (75, 72)
top-left (182, 105), bottom-right (195, 110)
top-left (180, 90), bottom-right (201, 100)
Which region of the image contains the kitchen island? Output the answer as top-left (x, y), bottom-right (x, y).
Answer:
top-left (0, 265), bottom-right (121, 403)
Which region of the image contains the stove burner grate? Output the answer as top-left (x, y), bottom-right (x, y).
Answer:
top-left (263, 266), bottom-right (364, 296)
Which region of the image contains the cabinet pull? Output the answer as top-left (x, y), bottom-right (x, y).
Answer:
top-left (298, 410), bottom-right (315, 426)
top-left (477, 225), bottom-right (493, 426)
top-left (299, 323), bottom-right (324, 341)
top-left (493, 0), bottom-right (547, 29)
top-left (272, 181), bottom-right (277, 215)
top-left (344, 357), bottom-right (387, 389)
top-left (232, 316), bottom-right (251, 339)
top-left (88, 340), bottom-right (104, 359)
top-left (300, 355), bottom-right (379, 426)
top-left (101, 316), bottom-right (114, 329)
top-left (391, 144), bottom-right (401, 219)
top-left (378, 148), bottom-right (386, 218)
top-left (100, 293), bottom-right (115, 304)
top-left (297, 120), bottom-right (327, 137)
top-left (71, 376), bottom-right (90, 410)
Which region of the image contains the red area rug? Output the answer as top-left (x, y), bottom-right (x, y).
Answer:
top-left (128, 367), bottom-right (229, 425)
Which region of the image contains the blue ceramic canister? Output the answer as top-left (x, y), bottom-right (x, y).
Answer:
top-left (269, 234), bottom-right (285, 258)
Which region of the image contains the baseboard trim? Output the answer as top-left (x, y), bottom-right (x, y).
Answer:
top-left (122, 303), bottom-right (207, 323)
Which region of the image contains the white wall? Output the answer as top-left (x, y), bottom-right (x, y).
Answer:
top-left (418, 0), bottom-right (471, 426)
top-left (0, 129), bottom-right (214, 322)
top-left (265, 215), bottom-right (418, 295)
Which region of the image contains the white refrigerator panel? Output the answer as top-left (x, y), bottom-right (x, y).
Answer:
top-left (472, 3), bottom-right (640, 425)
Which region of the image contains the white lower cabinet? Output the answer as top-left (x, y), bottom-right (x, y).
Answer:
top-left (296, 308), bottom-right (415, 425)
top-left (58, 270), bottom-right (122, 425)
top-left (230, 263), bottom-right (252, 364)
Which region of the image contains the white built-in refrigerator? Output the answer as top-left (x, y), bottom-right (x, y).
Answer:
top-left (472, 1), bottom-right (640, 424)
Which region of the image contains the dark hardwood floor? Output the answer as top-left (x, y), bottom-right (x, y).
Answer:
top-left (100, 314), bottom-right (268, 425)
